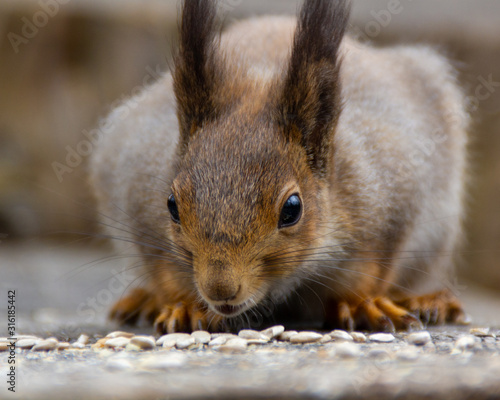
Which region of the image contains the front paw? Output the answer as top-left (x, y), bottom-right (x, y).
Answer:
top-left (109, 287), bottom-right (158, 325)
top-left (154, 302), bottom-right (223, 334)
top-left (328, 297), bottom-right (423, 332)
top-left (395, 289), bottom-right (466, 326)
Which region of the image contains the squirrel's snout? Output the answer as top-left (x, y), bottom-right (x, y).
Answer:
top-left (197, 259), bottom-right (245, 305)
top-left (195, 256), bottom-right (262, 317)
top-left (201, 282), bottom-right (248, 317)
top-left (203, 282), bottom-right (241, 303)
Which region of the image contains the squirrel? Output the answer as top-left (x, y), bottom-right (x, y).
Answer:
top-left (89, 0), bottom-right (469, 334)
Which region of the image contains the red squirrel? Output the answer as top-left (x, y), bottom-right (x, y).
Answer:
top-left (90, 0), bottom-right (468, 333)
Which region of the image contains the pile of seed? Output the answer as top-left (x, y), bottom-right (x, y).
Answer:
top-left (1, 326), bottom-right (497, 356)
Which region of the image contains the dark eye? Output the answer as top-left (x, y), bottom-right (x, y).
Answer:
top-left (278, 194), bottom-right (302, 228)
top-left (168, 194), bottom-right (180, 224)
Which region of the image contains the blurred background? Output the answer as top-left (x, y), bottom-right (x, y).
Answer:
top-left (0, 0), bottom-right (499, 310)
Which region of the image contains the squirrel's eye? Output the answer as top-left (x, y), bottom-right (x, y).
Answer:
top-left (278, 194), bottom-right (302, 228)
top-left (168, 194), bottom-right (180, 224)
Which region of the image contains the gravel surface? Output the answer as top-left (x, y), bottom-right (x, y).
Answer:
top-left (2, 325), bottom-right (500, 399)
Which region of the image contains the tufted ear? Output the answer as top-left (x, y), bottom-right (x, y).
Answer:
top-left (173, 0), bottom-right (224, 156)
top-left (276, 0), bottom-right (350, 178)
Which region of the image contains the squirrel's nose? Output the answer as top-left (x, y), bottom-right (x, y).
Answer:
top-left (205, 283), bottom-right (241, 303)
top-left (201, 259), bottom-right (241, 302)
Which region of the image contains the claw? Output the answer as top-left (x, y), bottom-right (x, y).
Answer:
top-left (338, 301), bottom-right (355, 332)
top-left (376, 316), bottom-right (395, 333)
top-left (420, 309), bottom-right (431, 326)
top-left (429, 307), bottom-right (440, 325)
top-left (169, 318), bottom-right (178, 334)
top-left (400, 313), bottom-right (423, 331)
top-left (196, 319), bottom-right (204, 331)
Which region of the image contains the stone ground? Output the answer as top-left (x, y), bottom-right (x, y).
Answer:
top-left (1, 242), bottom-right (500, 399)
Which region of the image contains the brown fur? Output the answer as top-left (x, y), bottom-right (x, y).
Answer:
top-left (90, 0), bottom-right (468, 333)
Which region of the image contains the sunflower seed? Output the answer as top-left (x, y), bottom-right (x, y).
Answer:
top-left (32, 339), bottom-right (58, 351)
top-left (261, 325), bottom-right (285, 339)
top-left (368, 333), bottom-right (395, 343)
top-left (289, 331), bottom-right (323, 344)
top-left (104, 337), bottom-right (131, 348)
top-left (191, 330), bottom-right (211, 344)
top-left (407, 331), bottom-right (431, 346)
top-left (329, 330), bottom-right (353, 342)
top-left (218, 338), bottom-right (248, 353)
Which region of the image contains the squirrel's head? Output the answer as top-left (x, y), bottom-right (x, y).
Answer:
top-left (167, 0), bottom-right (349, 318)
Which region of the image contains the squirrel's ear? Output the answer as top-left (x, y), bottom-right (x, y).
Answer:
top-left (173, 0), bottom-right (222, 154)
top-left (276, 0), bottom-right (350, 177)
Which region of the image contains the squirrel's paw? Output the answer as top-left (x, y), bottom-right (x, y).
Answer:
top-left (395, 289), bottom-right (467, 326)
top-left (331, 289), bottom-right (466, 332)
top-left (109, 287), bottom-right (159, 325)
top-left (330, 297), bottom-right (422, 332)
top-left (154, 302), bottom-right (223, 334)
top-left (331, 297), bottom-right (423, 333)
